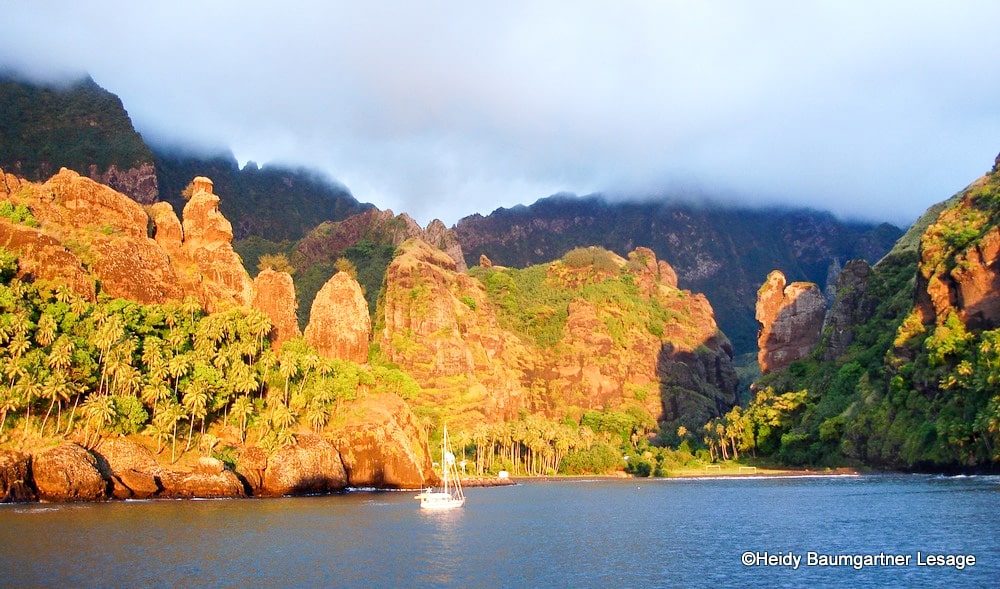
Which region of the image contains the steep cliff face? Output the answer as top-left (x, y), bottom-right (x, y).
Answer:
top-left (821, 259), bottom-right (874, 360)
top-left (755, 270), bottom-right (827, 374)
top-left (252, 268), bottom-right (301, 350)
top-left (304, 271), bottom-right (370, 362)
top-left (380, 239), bottom-right (737, 432)
top-left (379, 238), bottom-right (533, 424)
top-left (915, 178), bottom-right (1000, 330)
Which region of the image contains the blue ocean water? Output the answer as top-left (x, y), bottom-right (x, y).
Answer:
top-left (1, 474), bottom-right (997, 588)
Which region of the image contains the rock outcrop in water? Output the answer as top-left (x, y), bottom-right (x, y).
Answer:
top-left (333, 393), bottom-right (437, 489)
top-left (32, 443), bottom-right (108, 502)
top-left (260, 434), bottom-right (348, 496)
top-left (0, 449), bottom-right (35, 502)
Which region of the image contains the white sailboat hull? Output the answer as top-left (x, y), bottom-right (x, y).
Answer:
top-left (415, 491), bottom-right (466, 510)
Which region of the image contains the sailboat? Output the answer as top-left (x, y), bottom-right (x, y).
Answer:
top-left (415, 425), bottom-right (466, 509)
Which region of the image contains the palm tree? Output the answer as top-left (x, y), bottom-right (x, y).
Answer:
top-left (8, 333), bottom-right (31, 359)
top-left (278, 355), bottom-right (299, 406)
top-left (181, 296), bottom-right (201, 326)
top-left (0, 385), bottom-right (21, 436)
top-left (153, 399), bottom-right (185, 462)
top-left (34, 313), bottom-right (57, 347)
top-left (140, 382), bottom-right (171, 419)
top-left (230, 395), bottom-right (254, 442)
top-left (305, 401), bottom-right (329, 433)
top-left (39, 372), bottom-right (72, 435)
top-left (181, 381), bottom-right (209, 453)
top-left (14, 372), bottom-right (41, 440)
top-left (81, 393), bottom-right (115, 447)
top-left (47, 335), bottom-right (74, 372)
top-left (167, 353), bottom-right (191, 397)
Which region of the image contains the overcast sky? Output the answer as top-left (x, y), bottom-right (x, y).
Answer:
top-left (3, 1), bottom-right (1000, 227)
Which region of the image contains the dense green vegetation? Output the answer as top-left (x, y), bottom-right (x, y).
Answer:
top-left (457, 195), bottom-right (903, 354)
top-left (0, 74), bottom-right (154, 179)
top-left (730, 176), bottom-right (1000, 470)
top-left (469, 246), bottom-right (685, 349)
top-left (443, 406), bottom-right (691, 477)
top-left (0, 249), bottom-right (415, 459)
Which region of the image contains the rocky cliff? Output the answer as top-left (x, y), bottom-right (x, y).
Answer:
top-left (0, 168), bottom-right (253, 310)
top-left (746, 152), bottom-right (1000, 469)
top-left (455, 194), bottom-right (901, 354)
top-left (915, 177), bottom-right (1000, 330)
top-left (173, 177), bottom-right (254, 311)
top-left (333, 393), bottom-right (438, 488)
top-left (304, 271), bottom-right (371, 362)
top-left (252, 268), bottom-right (301, 349)
top-left (755, 270), bottom-right (827, 374)
top-left (379, 239), bottom-right (738, 433)
top-left (379, 238), bottom-right (535, 424)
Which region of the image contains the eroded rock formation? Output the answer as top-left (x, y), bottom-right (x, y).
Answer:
top-left (95, 437), bottom-right (164, 499)
top-left (918, 222), bottom-right (1000, 330)
top-left (304, 271), bottom-right (371, 362)
top-left (0, 168), bottom-right (254, 312)
top-left (756, 270), bottom-right (827, 374)
top-left (821, 260), bottom-right (875, 360)
top-left (252, 268), bottom-right (301, 350)
top-left (176, 177), bottom-right (254, 311)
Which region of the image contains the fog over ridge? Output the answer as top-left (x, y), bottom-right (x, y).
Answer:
top-left (2, 1), bottom-right (999, 227)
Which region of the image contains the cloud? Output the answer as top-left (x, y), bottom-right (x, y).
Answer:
top-left (2, 1), bottom-right (1000, 226)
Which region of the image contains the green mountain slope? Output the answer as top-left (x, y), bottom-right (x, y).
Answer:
top-left (746, 157), bottom-right (1000, 470)
top-left (455, 195), bottom-right (902, 355)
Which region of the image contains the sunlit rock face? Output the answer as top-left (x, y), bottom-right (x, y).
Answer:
top-left (304, 271), bottom-right (371, 362)
top-left (379, 238), bottom-right (738, 433)
top-left (333, 393), bottom-right (436, 489)
top-left (178, 177), bottom-right (254, 311)
top-left (756, 270), bottom-right (826, 374)
top-left (260, 434), bottom-right (348, 496)
top-left (31, 443), bottom-right (107, 502)
top-left (252, 268), bottom-right (301, 350)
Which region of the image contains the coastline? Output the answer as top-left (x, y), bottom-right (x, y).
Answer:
top-left (507, 466), bottom-right (861, 483)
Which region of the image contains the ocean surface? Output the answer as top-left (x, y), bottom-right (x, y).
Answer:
top-left (1, 474), bottom-right (997, 588)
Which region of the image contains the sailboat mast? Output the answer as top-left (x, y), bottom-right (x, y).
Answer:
top-left (442, 425), bottom-right (449, 493)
